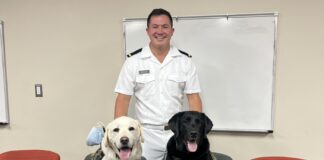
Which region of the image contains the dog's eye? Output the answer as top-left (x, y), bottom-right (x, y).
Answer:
top-left (113, 128), bottom-right (119, 132)
top-left (129, 127), bottom-right (135, 131)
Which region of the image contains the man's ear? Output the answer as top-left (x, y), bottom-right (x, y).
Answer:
top-left (168, 111), bottom-right (184, 138)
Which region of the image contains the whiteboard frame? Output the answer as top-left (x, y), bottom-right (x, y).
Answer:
top-left (122, 13), bottom-right (278, 133)
top-left (0, 20), bottom-right (9, 124)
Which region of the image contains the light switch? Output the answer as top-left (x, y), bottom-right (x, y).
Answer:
top-left (35, 84), bottom-right (43, 97)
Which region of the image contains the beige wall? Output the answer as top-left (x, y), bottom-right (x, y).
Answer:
top-left (0, 0), bottom-right (323, 159)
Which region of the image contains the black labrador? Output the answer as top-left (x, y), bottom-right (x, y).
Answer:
top-left (166, 111), bottom-right (214, 160)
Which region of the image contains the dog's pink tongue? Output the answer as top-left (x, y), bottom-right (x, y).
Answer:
top-left (119, 148), bottom-right (131, 160)
top-left (187, 142), bottom-right (198, 152)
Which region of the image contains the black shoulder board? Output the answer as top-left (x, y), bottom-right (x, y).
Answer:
top-left (178, 49), bottom-right (192, 58)
top-left (126, 48), bottom-right (142, 58)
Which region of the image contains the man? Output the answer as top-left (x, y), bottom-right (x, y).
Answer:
top-left (114, 8), bottom-right (202, 160)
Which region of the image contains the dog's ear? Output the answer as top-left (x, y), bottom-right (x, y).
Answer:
top-left (136, 120), bottom-right (144, 143)
top-left (203, 113), bottom-right (213, 134)
top-left (168, 112), bottom-right (184, 138)
top-left (103, 127), bottom-right (110, 148)
top-left (102, 125), bottom-right (113, 149)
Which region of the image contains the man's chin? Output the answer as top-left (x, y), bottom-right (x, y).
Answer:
top-left (150, 42), bottom-right (169, 49)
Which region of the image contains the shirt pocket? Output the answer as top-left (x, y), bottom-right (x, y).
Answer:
top-left (166, 75), bottom-right (186, 94)
top-left (135, 75), bottom-right (155, 96)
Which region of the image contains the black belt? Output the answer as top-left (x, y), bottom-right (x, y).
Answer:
top-left (142, 124), bottom-right (171, 130)
top-left (164, 125), bottom-right (171, 130)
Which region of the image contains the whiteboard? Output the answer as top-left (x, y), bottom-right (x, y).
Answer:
top-left (123, 13), bottom-right (277, 132)
top-left (0, 21), bottom-right (9, 124)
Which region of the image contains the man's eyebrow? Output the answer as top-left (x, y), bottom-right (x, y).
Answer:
top-left (150, 24), bottom-right (170, 26)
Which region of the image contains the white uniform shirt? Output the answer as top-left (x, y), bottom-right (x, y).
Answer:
top-left (115, 45), bottom-right (201, 125)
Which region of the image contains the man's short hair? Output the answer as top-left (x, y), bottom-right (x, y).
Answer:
top-left (147, 8), bottom-right (173, 27)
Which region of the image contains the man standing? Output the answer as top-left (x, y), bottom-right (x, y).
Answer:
top-left (114, 8), bottom-right (202, 160)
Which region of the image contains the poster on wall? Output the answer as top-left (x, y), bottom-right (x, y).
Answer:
top-left (0, 20), bottom-right (9, 124)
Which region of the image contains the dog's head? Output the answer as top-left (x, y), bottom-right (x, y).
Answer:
top-left (102, 116), bottom-right (143, 160)
top-left (168, 111), bottom-right (213, 153)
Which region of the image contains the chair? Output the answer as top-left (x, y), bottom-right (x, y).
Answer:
top-left (252, 156), bottom-right (304, 160)
top-left (0, 150), bottom-right (60, 160)
top-left (212, 152), bottom-right (232, 160)
top-left (84, 153), bottom-right (146, 160)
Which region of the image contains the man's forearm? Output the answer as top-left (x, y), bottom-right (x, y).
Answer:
top-left (187, 93), bottom-right (202, 112)
top-left (114, 93), bottom-right (131, 118)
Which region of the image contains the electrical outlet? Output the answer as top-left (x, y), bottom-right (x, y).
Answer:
top-left (35, 84), bottom-right (43, 97)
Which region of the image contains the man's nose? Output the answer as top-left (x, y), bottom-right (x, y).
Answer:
top-left (156, 26), bottom-right (163, 33)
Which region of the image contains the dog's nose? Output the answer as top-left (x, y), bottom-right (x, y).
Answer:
top-left (190, 131), bottom-right (198, 138)
top-left (120, 136), bottom-right (129, 145)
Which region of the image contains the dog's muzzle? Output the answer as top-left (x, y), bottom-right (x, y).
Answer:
top-left (120, 136), bottom-right (129, 145)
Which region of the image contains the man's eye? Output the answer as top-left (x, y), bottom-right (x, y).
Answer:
top-left (113, 128), bottom-right (119, 132)
top-left (129, 127), bottom-right (135, 131)
top-left (162, 25), bottom-right (170, 29)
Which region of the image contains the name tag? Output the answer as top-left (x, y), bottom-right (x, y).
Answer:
top-left (139, 70), bottom-right (150, 74)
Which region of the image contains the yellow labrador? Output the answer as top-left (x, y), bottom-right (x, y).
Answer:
top-left (101, 116), bottom-right (144, 160)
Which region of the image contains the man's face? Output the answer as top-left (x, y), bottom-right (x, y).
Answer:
top-left (146, 15), bottom-right (174, 49)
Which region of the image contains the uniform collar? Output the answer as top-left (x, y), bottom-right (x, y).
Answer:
top-left (140, 45), bottom-right (152, 59)
top-left (170, 46), bottom-right (182, 57)
top-left (140, 45), bottom-right (181, 59)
